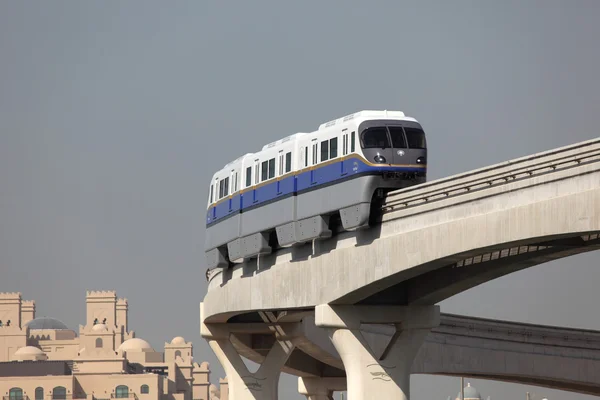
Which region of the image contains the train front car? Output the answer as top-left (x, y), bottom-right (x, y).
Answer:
top-left (357, 117), bottom-right (427, 186)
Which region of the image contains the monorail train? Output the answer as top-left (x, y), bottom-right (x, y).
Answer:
top-left (205, 110), bottom-right (428, 270)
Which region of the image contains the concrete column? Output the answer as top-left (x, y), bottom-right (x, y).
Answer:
top-left (208, 338), bottom-right (293, 400)
top-left (201, 304), bottom-right (299, 400)
top-left (298, 377), bottom-right (346, 400)
top-left (315, 304), bottom-right (440, 400)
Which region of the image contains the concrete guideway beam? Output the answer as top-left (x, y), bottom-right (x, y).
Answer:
top-left (298, 377), bottom-right (346, 400)
top-left (315, 304), bottom-right (440, 400)
top-left (201, 303), bottom-right (303, 400)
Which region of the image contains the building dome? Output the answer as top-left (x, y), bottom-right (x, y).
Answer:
top-left (13, 346), bottom-right (47, 361)
top-left (15, 346), bottom-right (45, 356)
top-left (118, 338), bottom-right (154, 352)
top-left (171, 336), bottom-right (186, 345)
top-left (457, 383), bottom-right (482, 400)
top-left (91, 323), bottom-right (108, 332)
top-left (25, 317), bottom-right (69, 330)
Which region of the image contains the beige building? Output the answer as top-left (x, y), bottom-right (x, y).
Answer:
top-left (0, 291), bottom-right (228, 400)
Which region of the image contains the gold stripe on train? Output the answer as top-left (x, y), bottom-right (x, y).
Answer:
top-left (208, 154), bottom-right (426, 209)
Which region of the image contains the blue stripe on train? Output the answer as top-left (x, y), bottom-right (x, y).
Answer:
top-left (206, 156), bottom-right (425, 226)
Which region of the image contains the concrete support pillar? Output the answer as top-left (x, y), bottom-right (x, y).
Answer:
top-left (315, 304), bottom-right (440, 400)
top-left (208, 338), bottom-right (293, 400)
top-left (298, 377), bottom-right (346, 400)
top-left (201, 304), bottom-right (299, 400)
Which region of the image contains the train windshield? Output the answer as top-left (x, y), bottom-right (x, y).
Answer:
top-left (388, 127), bottom-right (407, 148)
top-left (361, 127), bottom-right (390, 149)
top-left (361, 125), bottom-right (426, 149)
top-left (404, 127), bottom-right (426, 149)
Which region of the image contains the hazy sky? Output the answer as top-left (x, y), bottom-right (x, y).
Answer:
top-left (1, 1), bottom-right (599, 399)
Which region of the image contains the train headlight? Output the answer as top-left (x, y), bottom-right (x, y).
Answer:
top-left (416, 156), bottom-right (426, 164)
top-left (374, 154), bottom-right (387, 163)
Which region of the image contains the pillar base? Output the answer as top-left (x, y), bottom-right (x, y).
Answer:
top-left (316, 305), bottom-right (440, 400)
top-left (298, 377), bottom-right (346, 400)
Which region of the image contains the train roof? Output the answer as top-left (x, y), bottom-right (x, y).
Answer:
top-left (261, 132), bottom-right (308, 151)
top-left (317, 110), bottom-right (412, 130)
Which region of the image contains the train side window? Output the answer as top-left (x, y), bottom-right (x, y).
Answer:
top-left (219, 180), bottom-right (224, 199)
top-left (278, 153), bottom-right (284, 176)
top-left (268, 158), bottom-right (275, 179)
top-left (261, 161), bottom-right (268, 181)
top-left (351, 131), bottom-right (356, 152)
top-left (246, 167), bottom-right (252, 187)
top-left (234, 172), bottom-right (238, 192)
top-left (254, 160), bottom-right (260, 184)
top-left (321, 140), bottom-right (329, 162)
top-left (210, 184), bottom-right (214, 203)
top-left (312, 142), bottom-right (318, 165)
top-left (330, 137), bottom-right (338, 158)
top-left (305, 147), bottom-right (308, 167)
top-left (223, 177), bottom-right (229, 196)
top-left (285, 152), bottom-right (292, 172)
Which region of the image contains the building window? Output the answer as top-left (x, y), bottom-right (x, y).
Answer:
top-left (140, 385), bottom-right (149, 394)
top-left (175, 350), bottom-right (182, 359)
top-left (9, 388), bottom-right (23, 400)
top-left (115, 386), bottom-right (129, 399)
top-left (52, 387), bottom-right (66, 400)
top-left (35, 388), bottom-right (44, 400)
top-left (95, 338), bottom-right (103, 348)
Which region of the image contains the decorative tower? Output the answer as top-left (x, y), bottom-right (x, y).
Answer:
top-left (20, 300), bottom-right (35, 326)
top-left (165, 337), bottom-right (193, 399)
top-left (0, 292), bottom-right (22, 328)
top-left (86, 290), bottom-right (117, 327)
top-left (116, 298), bottom-right (128, 331)
top-left (0, 292), bottom-right (29, 361)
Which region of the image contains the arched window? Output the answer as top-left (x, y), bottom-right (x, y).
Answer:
top-left (9, 388), bottom-right (23, 400)
top-left (35, 387), bottom-right (44, 400)
top-left (140, 385), bottom-right (149, 394)
top-left (52, 386), bottom-right (66, 400)
top-left (115, 386), bottom-right (129, 399)
top-left (95, 338), bottom-right (103, 348)
top-left (174, 350), bottom-right (181, 359)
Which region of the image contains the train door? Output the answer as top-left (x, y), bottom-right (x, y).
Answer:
top-left (342, 129), bottom-right (349, 175)
top-left (228, 170), bottom-right (234, 212)
top-left (253, 159), bottom-right (260, 203)
top-left (213, 177), bottom-right (218, 219)
top-left (277, 150), bottom-right (284, 195)
top-left (311, 139), bottom-right (318, 185)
